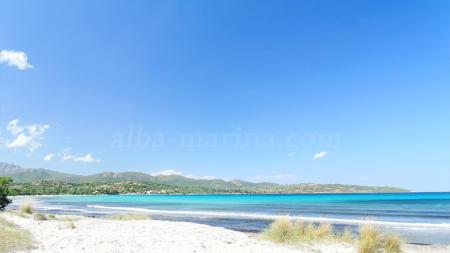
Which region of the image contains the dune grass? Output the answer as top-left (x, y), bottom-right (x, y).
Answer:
top-left (105, 213), bottom-right (150, 221)
top-left (60, 216), bottom-right (79, 222)
top-left (33, 213), bottom-right (47, 221)
top-left (0, 217), bottom-right (34, 253)
top-left (358, 225), bottom-right (382, 253)
top-left (19, 202), bottom-right (34, 215)
top-left (338, 227), bottom-right (355, 244)
top-left (57, 216), bottom-right (78, 229)
top-left (260, 218), bottom-right (293, 243)
top-left (6, 210), bottom-right (27, 218)
top-left (260, 217), bottom-right (333, 243)
top-left (383, 234), bottom-right (403, 253)
top-left (358, 225), bottom-right (404, 253)
top-left (261, 218), bottom-right (403, 253)
top-left (67, 220), bottom-right (76, 229)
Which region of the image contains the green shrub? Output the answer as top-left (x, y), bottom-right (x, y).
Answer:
top-left (47, 214), bottom-right (56, 219)
top-left (0, 177), bottom-right (12, 210)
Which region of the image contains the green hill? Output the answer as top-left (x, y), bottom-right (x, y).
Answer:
top-left (0, 162), bottom-right (409, 194)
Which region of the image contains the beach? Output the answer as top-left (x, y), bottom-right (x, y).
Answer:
top-left (2, 212), bottom-right (450, 253)
top-left (15, 193), bottom-right (450, 246)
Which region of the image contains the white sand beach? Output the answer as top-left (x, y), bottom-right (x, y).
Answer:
top-left (1, 212), bottom-right (449, 253)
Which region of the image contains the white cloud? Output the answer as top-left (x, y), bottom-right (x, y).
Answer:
top-left (7, 119), bottom-right (23, 135)
top-left (43, 153), bottom-right (54, 161)
top-left (150, 170), bottom-right (183, 176)
top-left (185, 174), bottom-right (217, 180)
top-left (151, 170), bottom-right (216, 180)
top-left (313, 151), bottom-right (328, 160)
top-left (288, 152), bottom-right (296, 157)
top-left (73, 154), bottom-right (101, 163)
top-left (200, 176), bottom-right (216, 180)
top-left (61, 149), bottom-right (101, 163)
top-left (61, 153), bottom-right (74, 161)
top-left (0, 50), bottom-right (33, 70)
top-left (5, 119), bottom-right (50, 153)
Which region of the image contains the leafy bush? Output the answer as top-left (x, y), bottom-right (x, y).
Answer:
top-left (0, 177), bottom-right (13, 210)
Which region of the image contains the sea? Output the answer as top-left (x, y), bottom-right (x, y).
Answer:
top-left (11, 192), bottom-right (450, 245)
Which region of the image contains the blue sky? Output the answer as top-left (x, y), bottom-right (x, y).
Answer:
top-left (0, 0), bottom-right (449, 191)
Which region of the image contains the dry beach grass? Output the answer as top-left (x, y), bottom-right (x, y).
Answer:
top-left (260, 217), bottom-right (405, 253)
top-left (0, 217), bottom-right (34, 253)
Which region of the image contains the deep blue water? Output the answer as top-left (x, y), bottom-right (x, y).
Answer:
top-left (14, 192), bottom-right (450, 245)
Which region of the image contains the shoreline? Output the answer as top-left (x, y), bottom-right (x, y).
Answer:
top-left (87, 204), bottom-right (450, 229)
top-left (22, 191), bottom-right (450, 198)
top-left (14, 198), bottom-right (450, 231)
top-left (9, 193), bottom-right (450, 247)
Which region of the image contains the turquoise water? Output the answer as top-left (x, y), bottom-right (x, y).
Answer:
top-left (19, 192), bottom-right (450, 245)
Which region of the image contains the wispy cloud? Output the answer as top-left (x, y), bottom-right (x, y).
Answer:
top-left (0, 50), bottom-right (33, 70)
top-left (72, 154), bottom-right (101, 163)
top-left (61, 149), bottom-right (101, 163)
top-left (288, 152), bottom-right (296, 157)
top-left (313, 151), bottom-right (328, 160)
top-left (5, 119), bottom-right (50, 153)
top-left (150, 170), bottom-right (216, 180)
top-left (150, 170), bottom-right (183, 176)
top-left (43, 153), bottom-right (54, 161)
top-left (185, 174), bottom-right (217, 180)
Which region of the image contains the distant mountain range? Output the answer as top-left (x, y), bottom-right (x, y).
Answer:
top-left (0, 162), bottom-right (409, 193)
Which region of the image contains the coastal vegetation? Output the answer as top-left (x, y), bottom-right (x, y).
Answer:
top-left (0, 177), bottom-right (12, 210)
top-left (358, 224), bottom-right (403, 253)
top-left (260, 218), bottom-right (335, 243)
top-left (33, 213), bottom-right (47, 221)
top-left (7, 180), bottom-right (408, 195)
top-left (0, 217), bottom-right (34, 253)
top-left (1, 163), bottom-right (408, 195)
top-left (19, 202), bottom-right (34, 214)
top-left (260, 218), bottom-right (404, 253)
top-left (383, 234), bottom-right (403, 253)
